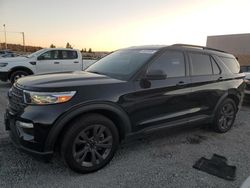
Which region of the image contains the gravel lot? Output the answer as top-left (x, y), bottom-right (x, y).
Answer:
top-left (0, 81), bottom-right (250, 188)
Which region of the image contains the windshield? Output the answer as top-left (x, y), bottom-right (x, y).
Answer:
top-left (86, 49), bottom-right (157, 80)
top-left (27, 49), bottom-right (45, 58)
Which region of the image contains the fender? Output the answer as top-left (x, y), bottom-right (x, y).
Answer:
top-left (44, 102), bottom-right (132, 152)
top-left (212, 89), bottom-right (241, 117)
top-left (8, 66), bottom-right (34, 78)
top-left (212, 92), bottom-right (228, 117)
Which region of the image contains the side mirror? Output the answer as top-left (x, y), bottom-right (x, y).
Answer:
top-left (145, 69), bottom-right (167, 80)
top-left (37, 56), bottom-right (44, 60)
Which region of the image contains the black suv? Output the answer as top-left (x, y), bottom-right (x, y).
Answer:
top-left (4, 44), bottom-right (245, 173)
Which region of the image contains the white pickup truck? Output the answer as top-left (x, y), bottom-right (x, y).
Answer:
top-left (0, 48), bottom-right (96, 84)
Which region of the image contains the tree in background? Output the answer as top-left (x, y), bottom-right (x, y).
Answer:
top-left (50, 44), bottom-right (56, 48)
top-left (66, 42), bottom-right (73, 49)
top-left (88, 48), bottom-right (92, 53)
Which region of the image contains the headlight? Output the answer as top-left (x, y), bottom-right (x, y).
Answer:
top-left (24, 91), bottom-right (76, 105)
top-left (0, 63), bottom-right (8, 67)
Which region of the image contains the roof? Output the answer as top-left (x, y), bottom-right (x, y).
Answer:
top-left (125, 45), bottom-right (168, 50)
top-left (124, 44), bottom-right (234, 58)
top-left (45, 48), bottom-right (78, 51)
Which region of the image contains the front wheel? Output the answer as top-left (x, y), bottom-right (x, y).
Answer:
top-left (10, 70), bottom-right (29, 84)
top-left (213, 98), bottom-right (237, 133)
top-left (61, 114), bottom-right (119, 173)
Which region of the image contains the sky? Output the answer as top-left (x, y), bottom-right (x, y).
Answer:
top-left (0, 0), bottom-right (250, 51)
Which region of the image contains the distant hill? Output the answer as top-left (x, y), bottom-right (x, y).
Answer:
top-left (0, 43), bottom-right (42, 53)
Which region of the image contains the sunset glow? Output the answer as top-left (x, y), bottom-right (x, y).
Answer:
top-left (1, 0), bottom-right (250, 51)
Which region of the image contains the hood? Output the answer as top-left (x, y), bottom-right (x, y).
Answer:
top-left (0, 56), bottom-right (27, 63)
top-left (16, 71), bottom-right (125, 91)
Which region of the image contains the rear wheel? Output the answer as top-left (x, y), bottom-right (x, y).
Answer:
top-left (61, 114), bottom-right (119, 173)
top-left (213, 98), bottom-right (237, 133)
top-left (10, 70), bottom-right (29, 84)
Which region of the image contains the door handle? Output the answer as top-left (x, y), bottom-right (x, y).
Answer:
top-left (217, 77), bottom-right (223, 81)
top-left (74, 61), bottom-right (79, 64)
top-left (176, 81), bottom-right (185, 86)
top-left (54, 62), bottom-right (60, 64)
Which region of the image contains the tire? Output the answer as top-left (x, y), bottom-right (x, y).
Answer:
top-left (213, 98), bottom-right (237, 133)
top-left (61, 114), bottom-right (119, 173)
top-left (10, 70), bottom-right (29, 84)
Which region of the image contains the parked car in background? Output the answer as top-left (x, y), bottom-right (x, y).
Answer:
top-left (241, 65), bottom-right (250, 73)
top-left (5, 44), bottom-right (245, 173)
top-left (0, 48), bottom-right (96, 84)
top-left (244, 72), bottom-right (250, 102)
top-left (0, 53), bottom-right (19, 58)
top-left (0, 50), bottom-right (17, 58)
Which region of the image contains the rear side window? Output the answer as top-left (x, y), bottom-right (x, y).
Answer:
top-left (148, 51), bottom-right (185, 78)
top-left (189, 53), bottom-right (213, 76)
top-left (61, 50), bottom-right (78, 59)
top-left (220, 57), bottom-right (240, 74)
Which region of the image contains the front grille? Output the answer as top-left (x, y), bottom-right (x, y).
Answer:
top-left (9, 84), bottom-right (27, 114)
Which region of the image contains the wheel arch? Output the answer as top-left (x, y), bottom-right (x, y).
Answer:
top-left (213, 89), bottom-right (242, 117)
top-left (8, 66), bottom-right (34, 80)
top-left (44, 102), bottom-right (132, 152)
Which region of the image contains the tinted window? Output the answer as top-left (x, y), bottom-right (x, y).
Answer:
top-left (86, 49), bottom-right (156, 80)
top-left (62, 50), bottom-right (78, 59)
top-left (211, 57), bottom-right (221, 74)
top-left (39, 50), bottom-right (59, 60)
top-left (220, 57), bottom-right (240, 73)
top-left (190, 53), bottom-right (212, 75)
top-left (148, 51), bottom-right (185, 78)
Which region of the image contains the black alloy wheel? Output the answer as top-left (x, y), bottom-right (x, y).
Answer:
top-left (214, 98), bottom-right (237, 133)
top-left (72, 124), bottom-right (113, 167)
top-left (61, 114), bottom-right (119, 173)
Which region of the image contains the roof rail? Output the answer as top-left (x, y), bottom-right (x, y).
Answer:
top-left (171, 44), bottom-right (227, 53)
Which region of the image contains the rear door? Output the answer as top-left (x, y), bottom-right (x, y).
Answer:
top-left (131, 50), bottom-right (194, 131)
top-left (36, 50), bottom-right (62, 74)
top-left (188, 52), bottom-right (225, 117)
top-left (60, 50), bottom-right (81, 72)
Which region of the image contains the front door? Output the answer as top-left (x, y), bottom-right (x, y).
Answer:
top-left (131, 50), bottom-right (194, 131)
top-left (36, 50), bottom-right (62, 74)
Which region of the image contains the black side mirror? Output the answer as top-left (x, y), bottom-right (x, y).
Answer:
top-left (146, 69), bottom-right (167, 80)
top-left (37, 56), bottom-right (44, 60)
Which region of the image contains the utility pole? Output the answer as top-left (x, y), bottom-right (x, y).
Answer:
top-left (3, 24), bottom-right (7, 49)
top-left (21, 32), bottom-right (25, 52)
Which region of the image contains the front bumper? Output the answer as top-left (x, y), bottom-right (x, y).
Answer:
top-left (4, 110), bottom-right (53, 159)
top-left (0, 71), bottom-right (8, 81)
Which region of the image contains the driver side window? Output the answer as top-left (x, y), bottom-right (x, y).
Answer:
top-left (148, 51), bottom-right (186, 78)
top-left (38, 50), bottom-right (59, 60)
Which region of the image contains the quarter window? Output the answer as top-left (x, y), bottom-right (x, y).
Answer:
top-left (148, 51), bottom-right (186, 78)
top-left (189, 53), bottom-right (213, 76)
top-left (220, 57), bottom-right (240, 74)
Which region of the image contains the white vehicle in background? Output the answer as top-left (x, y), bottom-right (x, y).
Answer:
top-left (0, 48), bottom-right (96, 84)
